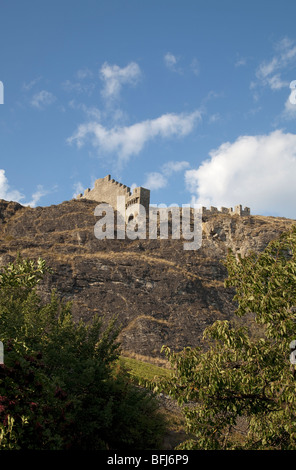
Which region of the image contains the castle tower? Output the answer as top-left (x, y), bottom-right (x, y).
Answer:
top-left (76, 175), bottom-right (150, 221)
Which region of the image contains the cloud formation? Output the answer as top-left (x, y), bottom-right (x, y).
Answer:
top-left (76, 68), bottom-right (93, 80)
top-left (164, 52), bottom-right (179, 72)
top-left (143, 172), bottom-right (167, 190)
top-left (68, 110), bottom-right (201, 164)
top-left (282, 96), bottom-right (296, 120)
top-left (100, 61), bottom-right (141, 99)
top-left (24, 185), bottom-right (49, 208)
top-left (68, 100), bottom-right (101, 120)
top-left (0, 170), bottom-right (50, 207)
top-left (143, 160), bottom-right (190, 191)
top-left (235, 56), bottom-right (247, 67)
top-left (190, 58), bottom-right (200, 76)
top-left (22, 76), bottom-right (42, 92)
top-left (281, 83), bottom-right (296, 120)
top-left (31, 90), bottom-right (56, 109)
top-left (72, 181), bottom-right (85, 198)
top-left (164, 53), bottom-right (199, 76)
top-left (254, 37), bottom-right (296, 91)
top-left (185, 130), bottom-right (296, 218)
top-left (0, 169), bottom-right (24, 202)
top-left (62, 67), bottom-right (95, 96)
top-left (62, 80), bottom-right (95, 95)
top-left (161, 160), bottom-right (190, 176)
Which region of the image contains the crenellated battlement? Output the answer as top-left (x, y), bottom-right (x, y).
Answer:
top-left (76, 175), bottom-right (250, 220)
top-left (76, 174), bottom-right (150, 219)
top-left (202, 205), bottom-right (250, 216)
top-left (100, 175), bottom-right (132, 195)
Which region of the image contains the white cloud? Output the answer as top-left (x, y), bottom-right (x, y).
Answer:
top-left (67, 110), bottom-right (201, 165)
top-left (256, 57), bottom-right (279, 80)
top-left (62, 80), bottom-right (95, 95)
top-left (0, 169), bottom-right (25, 202)
top-left (24, 185), bottom-right (49, 207)
top-left (164, 52), bottom-right (178, 69)
top-left (22, 76), bottom-right (42, 91)
top-left (100, 61), bottom-right (141, 99)
top-left (62, 67), bottom-right (95, 95)
top-left (275, 37), bottom-right (296, 61)
top-left (161, 160), bottom-right (190, 176)
top-left (279, 91), bottom-right (296, 121)
top-left (31, 90), bottom-right (56, 109)
top-left (185, 130), bottom-right (296, 218)
top-left (190, 58), bottom-right (200, 76)
top-left (0, 170), bottom-right (51, 207)
top-left (280, 82), bottom-right (296, 120)
top-left (208, 113), bottom-right (221, 124)
top-left (254, 37), bottom-right (296, 91)
top-left (62, 80), bottom-right (83, 93)
top-left (68, 100), bottom-right (101, 120)
top-left (76, 68), bottom-right (93, 80)
top-left (144, 160), bottom-right (190, 190)
top-left (164, 52), bottom-right (184, 74)
top-left (235, 57), bottom-right (247, 67)
top-left (143, 172), bottom-right (167, 190)
top-left (164, 53), bottom-right (199, 75)
top-left (72, 181), bottom-right (85, 198)
top-left (266, 74), bottom-right (288, 90)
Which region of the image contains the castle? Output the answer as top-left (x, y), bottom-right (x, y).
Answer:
top-left (76, 174), bottom-right (150, 221)
top-left (76, 174), bottom-right (250, 218)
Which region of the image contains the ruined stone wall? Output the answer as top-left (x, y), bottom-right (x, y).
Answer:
top-left (202, 204), bottom-right (250, 216)
top-left (76, 175), bottom-right (150, 216)
top-left (127, 187), bottom-right (150, 209)
top-left (76, 175), bottom-right (249, 219)
top-left (77, 175), bottom-right (131, 208)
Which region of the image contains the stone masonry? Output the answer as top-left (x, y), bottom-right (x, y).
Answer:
top-left (76, 174), bottom-right (250, 219)
top-left (202, 205), bottom-right (250, 216)
top-left (76, 174), bottom-right (150, 220)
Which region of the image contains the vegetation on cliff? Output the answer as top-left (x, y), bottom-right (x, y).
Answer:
top-left (0, 256), bottom-right (166, 450)
top-left (153, 225), bottom-right (296, 450)
top-left (1, 203), bottom-right (296, 449)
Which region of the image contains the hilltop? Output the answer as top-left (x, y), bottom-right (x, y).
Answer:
top-left (0, 198), bottom-right (294, 362)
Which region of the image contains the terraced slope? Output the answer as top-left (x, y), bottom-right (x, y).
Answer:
top-left (0, 198), bottom-right (294, 360)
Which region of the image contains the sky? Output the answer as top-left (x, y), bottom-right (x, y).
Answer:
top-left (1, 0), bottom-right (296, 218)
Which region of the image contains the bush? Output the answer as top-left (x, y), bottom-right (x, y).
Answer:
top-left (0, 256), bottom-right (166, 450)
top-left (153, 226), bottom-right (296, 450)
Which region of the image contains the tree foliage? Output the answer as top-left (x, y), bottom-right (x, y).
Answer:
top-left (154, 226), bottom-right (296, 450)
top-left (0, 256), bottom-right (165, 450)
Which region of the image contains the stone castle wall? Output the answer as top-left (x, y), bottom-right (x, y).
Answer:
top-left (202, 205), bottom-right (250, 216)
top-left (76, 175), bottom-right (150, 217)
top-left (76, 175), bottom-right (250, 219)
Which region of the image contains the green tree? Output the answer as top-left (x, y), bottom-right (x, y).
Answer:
top-left (154, 226), bottom-right (296, 450)
top-left (0, 256), bottom-right (165, 450)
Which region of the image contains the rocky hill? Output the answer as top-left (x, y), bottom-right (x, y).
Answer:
top-left (0, 198), bottom-right (294, 362)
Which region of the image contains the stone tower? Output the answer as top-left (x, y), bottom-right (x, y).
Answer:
top-left (76, 175), bottom-right (150, 220)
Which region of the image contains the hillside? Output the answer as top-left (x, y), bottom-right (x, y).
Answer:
top-left (0, 198), bottom-right (294, 361)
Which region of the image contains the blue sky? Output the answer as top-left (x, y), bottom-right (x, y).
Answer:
top-left (1, 0), bottom-right (296, 218)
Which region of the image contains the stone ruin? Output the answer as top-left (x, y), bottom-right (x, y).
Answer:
top-left (76, 174), bottom-right (150, 221)
top-left (76, 174), bottom-right (250, 219)
top-left (202, 205), bottom-right (250, 216)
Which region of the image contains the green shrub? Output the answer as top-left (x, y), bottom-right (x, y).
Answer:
top-left (0, 256), bottom-right (166, 449)
top-left (153, 226), bottom-right (296, 450)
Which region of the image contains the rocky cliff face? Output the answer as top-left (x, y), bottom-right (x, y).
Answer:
top-left (0, 198), bottom-right (294, 361)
